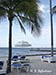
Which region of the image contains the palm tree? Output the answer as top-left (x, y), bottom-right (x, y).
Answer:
top-left (50, 0), bottom-right (53, 57)
top-left (50, 0), bottom-right (56, 57)
top-left (0, 0), bottom-right (42, 73)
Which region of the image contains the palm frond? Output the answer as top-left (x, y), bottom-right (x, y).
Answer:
top-left (0, 7), bottom-right (6, 19)
top-left (0, 0), bottom-right (43, 35)
top-left (14, 12), bottom-right (26, 34)
top-left (53, 6), bottom-right (56, 14)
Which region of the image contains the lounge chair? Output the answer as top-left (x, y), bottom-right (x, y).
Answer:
top-left (22, 63), bottom-right (31, 72)
top-left (11, 55), bottom-right (26, 61)
top-left (0, 60), bottom-right (7, 74)
top-left (41, 56), bottom-right (56, 63)
top-left (11, 62), bottom-right (31, 72)
top-left (41, 56), bottom-right (51, 62)
top-left (11, 55), bottom-right (31, 72)
top-left (11, 62), bottom-right (22, 71)
top-left (20, 55), bottom-right (26, 60)
top-left (11, 55), bottom-right (19, 61)
top-left (20, 58), bottom-right (30, 63)
top-left (11, 58), bottom-right (31, 72)
top-left (0, 61), bottom-right (4, 69)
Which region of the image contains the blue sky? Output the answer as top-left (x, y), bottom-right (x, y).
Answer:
top-left (0, 0), bottom-right (56, 48)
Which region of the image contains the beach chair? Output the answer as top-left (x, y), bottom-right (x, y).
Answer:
top-left (41, 55), bottom-right (56, 63)
top-left (0, 61), bottom-right (4, 69)
top-left (11, 57), bottom-right (31, 72)
top-left (20, 55), bottom-right (26, 60)
top-left (11, 55), bottom-right (26, 65)
top-left (20, 58), bottom-right (30, 63)
top-left (11, 55), bottom-right (19, 61)
top-left (11, 62), bottom-right (22, 71)
top-left (19, 55), bottom-right (30, 63)
top-left (11, 55), bottom-right (26, 61)
top-left (21, 63), bottom-right (31, 72)
top-left (41, 56), bottom-right (50, 62)
top-left (0, 60), bottom-right (7, 74)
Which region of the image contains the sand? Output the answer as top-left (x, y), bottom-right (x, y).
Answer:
top-left (6, 56), bottom-right (56, 75)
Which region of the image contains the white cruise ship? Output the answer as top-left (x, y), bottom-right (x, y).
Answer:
top-left (15, 41), bottom-right (31, 48)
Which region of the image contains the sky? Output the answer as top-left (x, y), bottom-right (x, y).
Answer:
top-left (0, 0), bottom-right (56, 48)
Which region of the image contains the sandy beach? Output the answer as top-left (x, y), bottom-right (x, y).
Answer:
top-left (5, 56), bottom-right (56, 75)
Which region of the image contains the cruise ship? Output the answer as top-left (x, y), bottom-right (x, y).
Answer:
top-left (15, 41), bottom-right (31, 48)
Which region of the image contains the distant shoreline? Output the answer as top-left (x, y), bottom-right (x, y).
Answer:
top-left (0, 47), bottom-right (56, 56)
top-left (0, 47), bottom-right (56, 48)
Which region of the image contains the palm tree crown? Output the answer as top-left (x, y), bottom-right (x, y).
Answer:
top-left (0, 0), bottom-right (42, 33)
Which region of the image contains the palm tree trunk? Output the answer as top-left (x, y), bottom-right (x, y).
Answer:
top-left (50, 0), bottom-right (53, 57)
top-left (7, 17), bottom-right (12, 73)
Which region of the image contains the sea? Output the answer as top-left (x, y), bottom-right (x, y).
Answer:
top-left (0, 47), bottom-right (56, 57)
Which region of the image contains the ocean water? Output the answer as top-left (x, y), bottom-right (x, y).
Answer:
top-left (0, 48), bottom-right (56, 57)
top-left (0, 48), bottom-right (30, 56)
